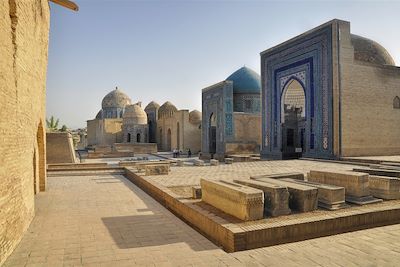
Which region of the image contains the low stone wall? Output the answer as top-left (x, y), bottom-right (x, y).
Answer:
top-left (113, 143), bottom-right (157, 153)
top-left (46, 132), bottom-right (77, 164)
top-left (369, 176), bottom-right (400, 200)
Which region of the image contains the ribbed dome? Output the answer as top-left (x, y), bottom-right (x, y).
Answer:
top-left (226, 66), bottom-right (261, 94)
top-left (158, 101), bottom-right (178, 119)
top-left (351, 34), bottom-right (395, 65)
top-left (145, 101), bottom-right (160, 111)
top-left (123, 104), bottom-right (147, 125)
top-left (189, 110), bottom-right (202, 124)
top-left (95, 110), bottom-right (102, 119)
top-left (101, 87), bottom-right (132, 109)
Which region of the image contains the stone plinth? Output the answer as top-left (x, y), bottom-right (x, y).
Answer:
top-left (369, 176), bottom-right (400, 200)
top-left (200, 179), bottom-right (264, 221)
top-left (225, 158), bottom-right (234, 164)
top-left (251, 177), bottom-right (318, 212)
top-left (353, 168), bottom-right (400, 178)
top-left (177, 160), bottom-right (184, 167)
top-left (136, 161), bottom-right (170, 172)
top-left (251, 172), bottom-right (305, 180)
top-left (308, 170), bottom-right (382, 205)
top-left (192, 186), bottom-right (202, 199)
top-left (234, 179), bottom-right (291, 217)
top-left (145, 164), bottom-right (169, 176)
top-left (194, 159), bottom-right (205, 166)
top-left (210, 159), bottom-right (219, 166)
top-left (282, 178), bottom-right (347, 210)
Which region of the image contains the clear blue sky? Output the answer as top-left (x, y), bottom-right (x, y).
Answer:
top-left (47, 0), bottom-right (400, 129)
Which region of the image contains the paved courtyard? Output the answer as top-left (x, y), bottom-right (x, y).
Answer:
top-left (4, 162), bottom-right (400, 266)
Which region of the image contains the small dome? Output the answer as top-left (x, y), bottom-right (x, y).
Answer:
top-left (95, 110), bottom-right (102, 119)
top-left (101, 87), bottom-right (132, 109)
top-left (123, 104), bottom-right (147, 125)
top-left (158, 101), bottom-right (178, 119)
top-left (189, 110), bottom-right (202, 124)
top-left (145, 101), bottom-right (160, 111)
top-left (226, 66), bottom-right (261, 94)
top-left (351, 34), bottom-right (395, 65)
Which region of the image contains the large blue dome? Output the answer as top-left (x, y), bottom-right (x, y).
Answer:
top-left (226, 66), bottom-right (261, 94)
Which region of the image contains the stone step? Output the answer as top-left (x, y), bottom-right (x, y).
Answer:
top-left (251, 177), bottom-right (318, 212)
top-left (281, 178), bottom-right (347, 210)
top-left (251, 172), bottom-right (304, 180)
top-left (234, 179), bottom-right (291, 217)
top-left (200, 179), bottom-right (264, 221)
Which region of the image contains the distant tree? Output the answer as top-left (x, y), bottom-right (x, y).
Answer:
top-left (46, 116), bottom-right (59, 132)
top-left (60, 125), bottom-right (68, 132)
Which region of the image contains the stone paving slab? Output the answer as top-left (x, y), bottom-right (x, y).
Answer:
top-left (4, 169), bottom-right (400, 266)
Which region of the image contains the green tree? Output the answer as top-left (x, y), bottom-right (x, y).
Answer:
top-left (46, 116), bottom-right (59, 132)
top-left (60, 125), bottom-right (68, 132)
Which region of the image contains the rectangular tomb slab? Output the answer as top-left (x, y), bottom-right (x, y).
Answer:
top-left (281, 178), bottom-right (347, 210)
top-left (145, 164), bottom-right (169, 176)
top-left (369, 176), bottom-right (400, 200)
top-left (251, 172), bottom-right (305, 181)
top-left (251, 177), bottom-right (318, 212)
top-left (192, 186), bottom-right (202, 199)
top-left (225, 158), bottom-right (234, 164)
top-left (308, 170), bottom-right (382, 205)
top-left (353, 168), bottom-right (400, 178)
top-left (234, 179), bottom-right (291, 217)
top-left (200, 179), bottom-right (264, 221)
top-left (137, 161), bottom-right (171, 172)
top-left (194, 159), bottom-right (205, 166)
top-left (210, 159), bottom-right (219, 166)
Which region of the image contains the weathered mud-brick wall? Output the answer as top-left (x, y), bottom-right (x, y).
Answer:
top-left (0, 0), bottom-right (49, 265)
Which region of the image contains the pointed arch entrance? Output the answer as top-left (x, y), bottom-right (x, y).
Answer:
top-left (36, 120), bottom-right (46, 191)
top-left (281, 79), bottom-right (306, 159)
top-left (167, 129), bottom-right (172, 151)
top-left (209, 113), bottom-right (217, 156)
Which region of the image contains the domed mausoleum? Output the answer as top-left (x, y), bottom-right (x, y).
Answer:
top-left (201, 66), bottom-right (262, 160)
top-left (260, 19), bottom-right (400, 159)
top-left (122, 103), bottom-right (149, 143)
top-left (86, 87), bottom-right (202, 154)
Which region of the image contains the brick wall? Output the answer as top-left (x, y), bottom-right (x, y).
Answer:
top-left (0, 0), bottom-right (49, 264)
top-left (46, 132), bottom-right (77, 164)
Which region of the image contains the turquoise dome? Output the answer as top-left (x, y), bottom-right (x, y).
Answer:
top-left (226, 66), bottom-right (261, 94)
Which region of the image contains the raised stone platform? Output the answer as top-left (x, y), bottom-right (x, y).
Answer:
top-left (136, 161), bottom-right (171, 172)
top-left (234, 179), bottom-right (291, 217)
top-left (123, 169), bottom-right (400, 252)
top-left (369, 176), bottom-right (400, 200)
top-left (282, 178), bottom-right (348, 210)
top-left (251, 177), bottom-right (318, 212)
top-left (308, 170), bottom-right (382, 205)
top-left (200, 179), bottom-right (264, 221)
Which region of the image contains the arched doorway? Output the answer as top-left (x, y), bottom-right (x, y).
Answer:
top-left (167, 129), bottom-right (172, 151)
top-left (127, 133), bottom-right (131, 143)
top-left (176, 122), bottom-right (180, 150)
top-left (281, 79), bottom-right (306, 159)
top-left (209, 113), bottom-right (217, 156)
top-left (36, 121), bottom-right (46, 191)
top-left (33, 149), bottom-right (37, 194)
top-left (148, 120), bottom-right (154, 142)
top-left (136, 133), bottom-right (141, 143)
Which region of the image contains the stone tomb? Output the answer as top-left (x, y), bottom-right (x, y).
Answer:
top-left (145, 164), bottom-right (169, 176)
top-left (200, 179), bottom-right (264, 221)
top-left (210, 159), bottom-right (219, 166)
top-left (194, 159), bottom-right (205, 166)
top-left (353, 168), bottom-right (400, 178)
top-left (177, 160), bottom-right (184, 167)
top-left (234, 179), bottom-right (291, 217)
top-left (136, 161), bottom-right (171, 172)
top-left (251, 177), bottom-right (318, 212)
top-left (369, 176), bottom-right (400, 200)
top-left (225, 158), bottom-right (234, 164)
top-left (192, 185), bottom-right (202, 199)
top-left (251, 172), bottom-right (304, 180)
top-left (308, 170), bottom-right (382, 205)
top-left (281, 178), bottom-right (347, 210)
